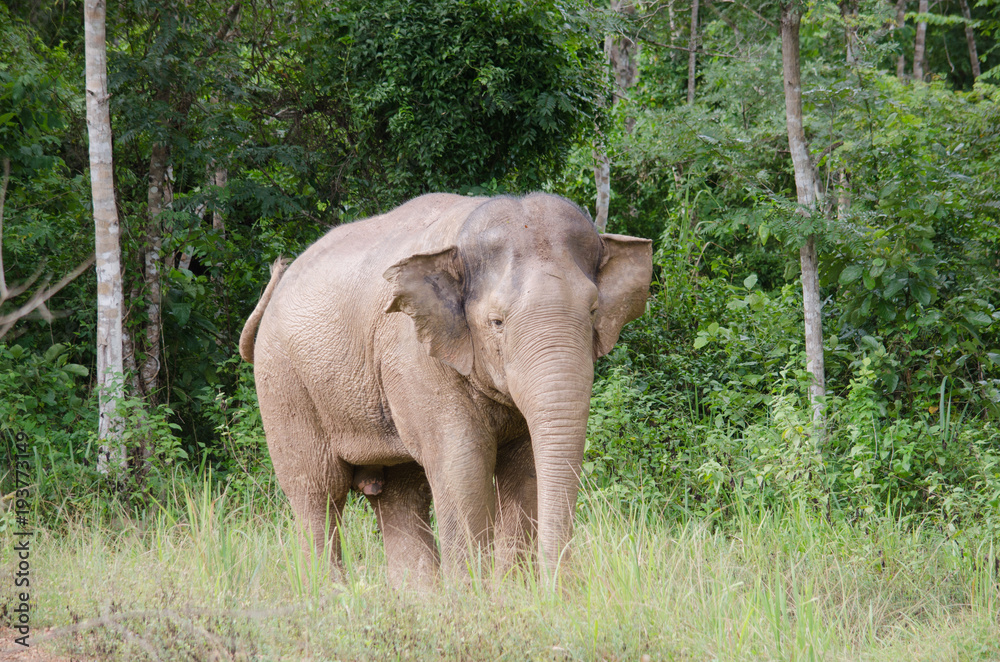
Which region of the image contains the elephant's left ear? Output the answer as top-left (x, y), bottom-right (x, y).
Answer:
top-left (593, 234), bottom-right (653, 360)
top-left (383, 247), bottom-right (474, 375)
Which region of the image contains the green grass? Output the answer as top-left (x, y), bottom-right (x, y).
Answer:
top-left (2, 483), bottom-right (998, 661)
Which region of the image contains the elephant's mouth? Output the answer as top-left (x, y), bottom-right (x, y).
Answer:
top-left (466, 364), bottom-right (517, 408)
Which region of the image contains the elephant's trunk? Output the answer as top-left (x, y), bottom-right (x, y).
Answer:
top-left (506, 306), bottom-right (593, 578)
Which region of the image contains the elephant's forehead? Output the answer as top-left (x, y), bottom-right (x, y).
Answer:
top-left (460, 195), bottom-right (600, 269)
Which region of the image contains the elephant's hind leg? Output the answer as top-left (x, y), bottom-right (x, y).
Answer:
top-left (257, 360), bottom-right (352, 571)
top-left (365, 462), bottom-right (438, 589)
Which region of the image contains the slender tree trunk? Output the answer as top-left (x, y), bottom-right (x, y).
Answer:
top-left (958, 0), bottom-right (981, 80)
top-left (607, 1), bottom-right (640, 132)
top-left (837, 170), bottom-right (850, 222)
top-left (211, 163), bottom-right (231, 344)
top-left (0, 158), bottom-right (8, 304)
top-left (781, 4), bottom-right (826, 428)
top-left (838, 2), bottom-right (855, 222)
top-left (594, 149), bottom-right (611, 233)
top-left (913, 0), bottom-right (928, 81)
top-left (687, 0), bottom-right (700, 104)
top-left (895, 0), bottom-right (908, 80)
top-left (841, 0), bottom-right (858, 66)
top-left (142, 141), bottom-right (170, 401)
top-left (213, 166), bottom-right (227, 235)
top-left (593, 0), bottom-right (640, 233)
top-left (85, 0), bottom-right (126, 472)
top-left (668, 0), bottom-right (678, 55)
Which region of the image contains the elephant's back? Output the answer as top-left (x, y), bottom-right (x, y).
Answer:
top-left (274, 193), bottom-right (486, 307)
top-left (251, 194), bottom-right (487, 454)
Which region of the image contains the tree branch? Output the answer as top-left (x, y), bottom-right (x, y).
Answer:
top-left (0, 157), bottom-right (9, 300)
top-left (0, 253), bottom-right (96, 339)
top-left (638, 34), bottom-right (739, 59)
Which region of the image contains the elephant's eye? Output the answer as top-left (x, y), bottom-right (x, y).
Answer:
top-left (489, 315), bottom-right (504, 331)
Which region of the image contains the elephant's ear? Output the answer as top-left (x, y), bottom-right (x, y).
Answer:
top-left (383, 247), bottom-right (474, 375)
top-left (593, 234), bottom-right (653, 360)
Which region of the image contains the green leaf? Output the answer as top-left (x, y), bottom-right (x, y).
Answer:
top-left (839, 265), bottom-right (863, 285)
top-left (910, 281), bottom-right (933, 306)
top-left (63, 364), bottom-right (89, 377)
top-left (883, 278), bottom-right (908, 299)
top-left (879, 180), bottom-right (900, 200)
top-left (170, 303), bottom-right (192, 327)
top-left (43, 343), bottom-right (67, 362)
top-left (962, 309), bottom-right (993, 326)
top-left (758, 223), bottom-right (770, 244)
top-left (743, 274), bottom-right (758, 289)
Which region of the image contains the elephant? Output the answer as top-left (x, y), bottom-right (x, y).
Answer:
top-left (239, 192), bottom-right (652, 587)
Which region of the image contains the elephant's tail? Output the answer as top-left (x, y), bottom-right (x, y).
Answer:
top-left (239, 257), bottom-right (289, 363)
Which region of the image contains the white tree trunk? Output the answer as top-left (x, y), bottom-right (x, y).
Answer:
top-left (687, 0), bottom-right (700, 104)
top-left (958, 0), bottom-right (981, 80)
top-left (913, 0), bottom-right (928, 81)
top-left (781, 4), bottom-right (826, 428)
top-left (85, 0), bottom-right (127, 473)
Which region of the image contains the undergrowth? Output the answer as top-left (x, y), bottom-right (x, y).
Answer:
top-left (1, 483), bottom-right (997, 661)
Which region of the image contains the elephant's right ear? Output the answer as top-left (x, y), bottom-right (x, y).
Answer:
top-left (383, 247), bottom-right (474, 375)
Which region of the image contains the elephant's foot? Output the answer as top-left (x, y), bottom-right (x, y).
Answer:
top-left (352, 464), bottom-right (385, 496)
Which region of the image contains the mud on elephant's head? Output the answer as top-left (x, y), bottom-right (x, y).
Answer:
top-left (383, 193), bottom-right (652, 571)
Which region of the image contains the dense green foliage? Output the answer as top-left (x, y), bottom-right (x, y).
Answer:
top-left (1, 0), bottom-right (999, 553)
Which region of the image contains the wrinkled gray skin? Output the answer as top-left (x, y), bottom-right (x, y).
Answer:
top-left (240, 193), bottom-right (652, 587)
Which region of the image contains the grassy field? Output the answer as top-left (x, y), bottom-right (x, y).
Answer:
top-left (2, 482), bottom-right (998, 661)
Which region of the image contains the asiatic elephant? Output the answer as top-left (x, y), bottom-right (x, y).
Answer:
top-left (239, 193), bottom-right (652, 587)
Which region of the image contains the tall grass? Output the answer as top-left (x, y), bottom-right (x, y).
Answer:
top-left (2, 480), bottom-right (997, 661)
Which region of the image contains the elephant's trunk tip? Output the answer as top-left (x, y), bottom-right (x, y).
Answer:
top-left (238, 256), bottom-right (288, 363)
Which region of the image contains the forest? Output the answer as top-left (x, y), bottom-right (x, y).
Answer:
top-left (1, 0), bottom-right (999, 658)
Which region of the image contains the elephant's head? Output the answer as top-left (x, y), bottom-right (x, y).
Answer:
top-left (383, 194), bottom-right (652, 573)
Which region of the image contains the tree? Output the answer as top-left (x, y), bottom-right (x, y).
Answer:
top-left (292, 0), bottom-right (606, 213)
top-left (84, 0), bottom-right (126, 472)
top-left (895, 0), bottom-right (908, 79)
top-left (913, 0), bottom-right (928, 81)
top-left (687, 0), bottom-right (700, 104)
top-left (595, 0), bottom-right (641, 232)
top-left (780, 2), bottom-right (826, 427)
top-left (958, 0), bottom-right (981, 80)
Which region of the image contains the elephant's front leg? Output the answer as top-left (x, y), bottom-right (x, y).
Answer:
top-left (423, 427), bottom-right (499, 576)
top-left (494, 433), bottom-right (538, 574)
top-left (382, 349), bottom-right (500, 578)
